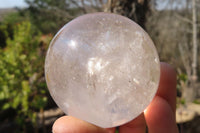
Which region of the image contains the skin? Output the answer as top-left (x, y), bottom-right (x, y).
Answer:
top-left (52, 62), bottom-right (179, 133)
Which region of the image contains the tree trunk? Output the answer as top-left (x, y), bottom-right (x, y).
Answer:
top-left (104, 0), bottom-right (150, 29)
top-left (192, 0), bottom-right (198, 82)
top-left (183, 0), bottom-right (198, 102)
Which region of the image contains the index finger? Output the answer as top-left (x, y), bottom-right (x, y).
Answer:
top-left (156, 62), bottom-right (177, 112)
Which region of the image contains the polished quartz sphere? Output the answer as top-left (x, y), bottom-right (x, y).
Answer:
top-left (45, 12), bottom-right (160, 128)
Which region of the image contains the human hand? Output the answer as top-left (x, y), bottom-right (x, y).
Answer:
top-left (52, 62), bottom-right (179, 133)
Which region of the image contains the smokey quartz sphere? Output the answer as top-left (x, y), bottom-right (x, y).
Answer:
top-left (45, 12), bottom-right (160, 128)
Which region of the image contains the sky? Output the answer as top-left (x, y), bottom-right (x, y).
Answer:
top-left (155, 0), bottom-right (187, 10)
top-left (0, 0), bottom-right (27, 8)
top-left (0, 0), bottom-right (185, 10)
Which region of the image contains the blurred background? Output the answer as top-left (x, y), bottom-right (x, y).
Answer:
top-left (0, 0), bottom-right (199, 132)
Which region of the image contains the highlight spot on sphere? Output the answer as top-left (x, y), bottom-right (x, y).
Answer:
top-left (45, 12), bottom-right (160, 128)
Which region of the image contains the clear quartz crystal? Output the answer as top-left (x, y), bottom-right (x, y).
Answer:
top-left (45, 12), bottom-right (160, 128)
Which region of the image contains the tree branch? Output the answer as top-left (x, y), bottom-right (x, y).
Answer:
top-left (174, 13), bottom-right (193, 24)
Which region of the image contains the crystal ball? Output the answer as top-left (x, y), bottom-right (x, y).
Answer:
top-left (45, 12), bottom-right (160, 128)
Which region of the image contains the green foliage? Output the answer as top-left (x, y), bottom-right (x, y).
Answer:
top-left (0, 11), bottom-right (33, 48)
top-left (115, 129), bottom-right (119, 133)
top-left (193, 99), bottom-right (200, 104)
top-left (180, 98), bottom-right (186, 105)
top-left (178, 73), bottom-right (187, 83)
top-left (24, 0), bottom-right (69, 33)
top-left (177, 73), bottom-right (187, 94)
top-left (3, 11), bottom-right (28, 25)
top-left (0, 21), bottom-right (52, 128)
top-left (24, 0), bottom-right (83, 33)
top-left (0, 24), bottom-right (9, 48)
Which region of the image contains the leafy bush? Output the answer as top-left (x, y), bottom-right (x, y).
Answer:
top-left (0, 21), bottom-right (52, 129)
